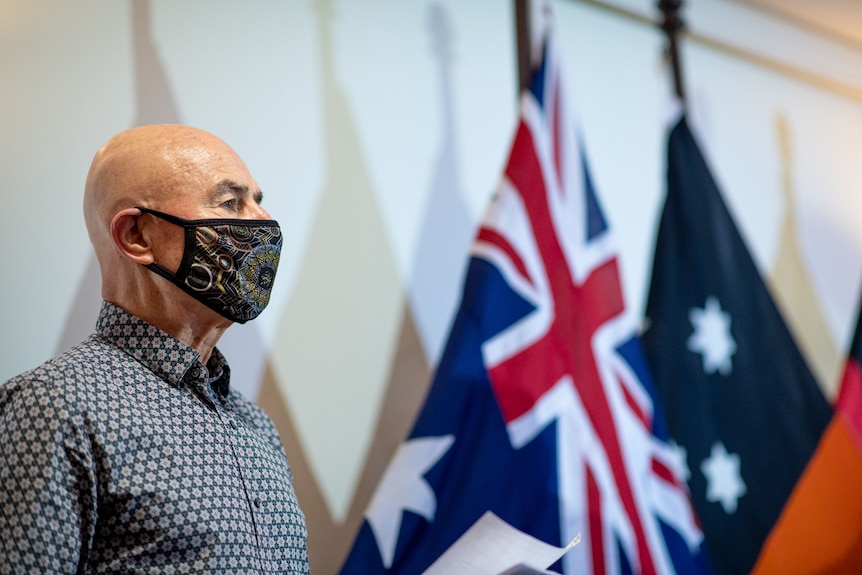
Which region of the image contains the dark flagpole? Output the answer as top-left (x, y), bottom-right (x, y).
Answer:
top-left (659, 0), bottom-right (686, 107)
top-left (515, 0), bottom-right (533, 92)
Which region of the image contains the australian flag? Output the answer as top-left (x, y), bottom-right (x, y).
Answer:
top-left (641, 116), bottom-right (832, 574)
top-left (340, 37), bottom-right (709, 575)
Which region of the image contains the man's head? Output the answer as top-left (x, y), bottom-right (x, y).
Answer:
top-left (84, 124), bottom-right (278, 333)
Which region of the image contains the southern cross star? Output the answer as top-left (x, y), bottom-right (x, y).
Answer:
top-left (668, 439), bottom-right (691, 483)
top-left (700, 441), bottom-right (746, 514)
top-left (687, 296), bottom-right (737, 376)
top-left (365, 435), bottom-right (455, 568)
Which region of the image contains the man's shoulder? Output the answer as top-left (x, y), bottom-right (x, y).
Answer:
top-left (5, 335), bottom-right (115, 382)
top-left (0, 335), bottom-right (126, 409)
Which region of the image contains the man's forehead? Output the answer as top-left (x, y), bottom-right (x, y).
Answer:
top-left (162, 139), bottom-right (255, 188)
top-left (164, 141), bottom-right (232, 169)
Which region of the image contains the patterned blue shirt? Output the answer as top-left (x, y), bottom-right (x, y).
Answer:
top-left (0, 302), bottom-right (310, 574)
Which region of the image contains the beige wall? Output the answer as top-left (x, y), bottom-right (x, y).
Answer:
top-left (3, 0), bottom-right (862, 572)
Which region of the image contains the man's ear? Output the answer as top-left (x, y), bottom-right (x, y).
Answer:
top-left (111, 208), bottom-right (155, 265)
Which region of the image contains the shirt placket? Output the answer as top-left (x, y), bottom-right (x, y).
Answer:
top-left (188, 366), bottom-right (268, 572)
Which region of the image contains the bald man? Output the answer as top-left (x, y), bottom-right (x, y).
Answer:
top-left (0, 125), bottom-right (310, 574)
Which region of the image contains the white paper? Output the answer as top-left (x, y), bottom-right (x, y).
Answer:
top-left (421, 511), bottom-right (581, 575)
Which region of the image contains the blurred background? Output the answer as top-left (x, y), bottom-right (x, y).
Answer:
top-left (2, 0), bottom-right (862, 571)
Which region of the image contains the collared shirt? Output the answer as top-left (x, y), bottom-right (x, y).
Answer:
top-left (0, 302), bottom-right (310, 574)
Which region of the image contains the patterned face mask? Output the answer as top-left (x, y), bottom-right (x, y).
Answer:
top-left (136, 206), bottom-right (282, 323)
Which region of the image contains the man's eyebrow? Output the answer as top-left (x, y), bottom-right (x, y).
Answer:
top-left (209, 180), bottom-right (264, 204)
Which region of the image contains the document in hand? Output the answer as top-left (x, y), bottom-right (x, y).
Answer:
top-left (420, 511), bottom-right (581, 575)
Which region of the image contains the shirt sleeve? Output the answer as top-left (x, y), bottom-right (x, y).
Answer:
top-left (0, 377), bottom-right (98, 574)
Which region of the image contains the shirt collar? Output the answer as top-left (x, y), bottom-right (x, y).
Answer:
top-left (96, 301), bottom-right (231, 398)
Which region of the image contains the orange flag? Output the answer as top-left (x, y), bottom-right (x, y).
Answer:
top-left (752, 306), bottom-right (862, 573)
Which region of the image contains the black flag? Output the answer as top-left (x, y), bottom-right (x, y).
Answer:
top-left (642, 116), bottom-right (832, 574)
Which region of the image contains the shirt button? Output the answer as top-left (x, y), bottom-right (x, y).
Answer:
top-left (254, 498), bottom-right (262, 508)
top-left (229, 420), bottom-right (237, 430)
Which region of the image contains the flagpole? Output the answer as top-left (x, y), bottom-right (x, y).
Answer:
top-left (514, 0), bottom-right (535, 92)
top-left (515, 0), bottom-right (547, 93)
top-left (658, 0), bottom-right (686, 107)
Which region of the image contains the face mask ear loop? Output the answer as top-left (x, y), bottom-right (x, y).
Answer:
top-left (136, 206), bottom-right (198, 281)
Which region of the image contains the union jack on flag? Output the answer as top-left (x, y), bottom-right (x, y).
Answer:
top-left (340, 33), bottom-right (709, 575)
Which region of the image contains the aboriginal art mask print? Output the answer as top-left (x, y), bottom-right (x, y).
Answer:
top-left (136, 206), bottom-right (282, 323)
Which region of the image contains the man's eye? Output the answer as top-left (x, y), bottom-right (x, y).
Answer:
top-left (222, 199), bottom-right (236, 210)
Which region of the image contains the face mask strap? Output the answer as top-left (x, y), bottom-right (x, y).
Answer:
top-left (136, 205), bottom-right (280, 228)
top-left (136, 206), bottom-right (201, 280)
top-left (136, 206), bottom-right (189, 227)
top-left (144, 260), bottom-right (182, 286)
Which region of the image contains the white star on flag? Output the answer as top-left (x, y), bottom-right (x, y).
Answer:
top-left (687, 296), bottom-right (737, 375)
top-left (366, 435), bottom-right (455, 568)
top-left (669, 439), bottom-right (691, 483)
top-left (700, 441), bottom-right (746, 514)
